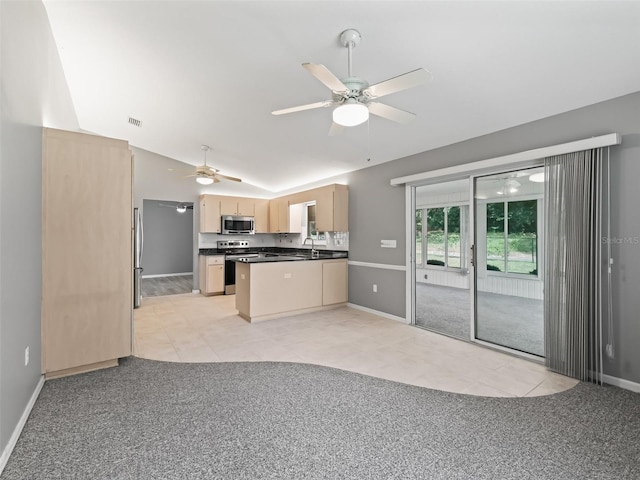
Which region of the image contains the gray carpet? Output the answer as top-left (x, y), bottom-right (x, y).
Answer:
top-left (416, 283), bottom-right (544, 356)
top-left (3, 358), bottom-right (639, 479)
top-left (416, 283), bottom-right (472, 340)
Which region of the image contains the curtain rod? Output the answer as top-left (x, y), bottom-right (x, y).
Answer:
top-left (390, 133), bottom-right (621, 186)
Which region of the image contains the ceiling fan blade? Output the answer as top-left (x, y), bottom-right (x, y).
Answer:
top-left (363, 68), bottom-right (432, 99)
top-left (272, 100), bottom-right (333, 116)
top-left (367, 102), bottom-right (416, 124)
top-left (302, 63), bottom-right (348, 93)
top-left (328, 122), bottom-right (345, 136)
top-left (216, 173), bottom-right (242, 183)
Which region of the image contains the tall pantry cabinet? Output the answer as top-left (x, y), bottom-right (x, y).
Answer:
top-left (42, 128), bottom-right (133, 378)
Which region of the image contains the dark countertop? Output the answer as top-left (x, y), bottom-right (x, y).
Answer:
top-left (232, 252), bottom-right (348, 263)
top-left (199, 247), bottom-right (348, 261)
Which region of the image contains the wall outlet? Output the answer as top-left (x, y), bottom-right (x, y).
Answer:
top-left (25, 346), bottom-right (29, 366)
top-left (373, 284), bottom-right (377, 293)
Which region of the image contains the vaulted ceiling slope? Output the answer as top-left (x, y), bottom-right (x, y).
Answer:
top-left (43, 1), bottom-right (640, 194)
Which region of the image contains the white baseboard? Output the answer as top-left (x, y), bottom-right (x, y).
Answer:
top-left (142, 272), bottom-right (193, 279)
top-left (602, 374), bottom-right (640, 393)
top-left (0, 375), bottom-right (45, 475)
top-left (347, 303), bottom-right (409, 324)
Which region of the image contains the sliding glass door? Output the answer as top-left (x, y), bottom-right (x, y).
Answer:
top-left (473, 167), bottom-right (545, 356)
top-left (414, 180), bottom-right (471, 340)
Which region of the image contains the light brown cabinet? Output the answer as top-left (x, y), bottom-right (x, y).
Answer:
top-left (200, 194), bottom-right (221, 233)
top-left (315, 184), bottom-right (349, 232)
top-left (235, 258), bottom-right (348, 322)
top-left (322, 260), bottom-right (348, 305)
top-left (254, 199), bottom-right (270, 233)
top-left (220, 197), bottom-right (255, 216)
top-left (199, 255), bottom-right (225, 295)
top-left (42, 128), bottom-right (132, 378)
top-left (272, 184), bottom-right (349, 233)
top-left (269, 198), bottom-right (290, 233)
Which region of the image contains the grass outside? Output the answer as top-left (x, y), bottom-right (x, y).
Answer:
top-left (416, 233), bottom-right (537, 275)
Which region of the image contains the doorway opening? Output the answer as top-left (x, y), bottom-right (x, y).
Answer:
top-left (140, 199), bottom-right (195, 298)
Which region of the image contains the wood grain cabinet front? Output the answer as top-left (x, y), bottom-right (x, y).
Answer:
top-left (236, 258), bottom-right (348, 322)
top-left (220, 197), bottom-right (255, 216)
top-left (42, 128), bottom-right (132, 378)
top-left (200, 195), bottom-right (221, 233)
top-left (268, 198), bottom-right (290, 233)
top-left (199, 255), bottom-right (225, 295)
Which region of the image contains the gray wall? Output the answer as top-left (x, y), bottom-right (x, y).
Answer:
top-left (141, 200), bottom-right (194, 276)
top-left (341, 91), bottom-right (640, 384)
top-left (0, 0), bottom-right (78, 458)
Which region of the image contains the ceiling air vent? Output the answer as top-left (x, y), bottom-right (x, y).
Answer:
top-left (128, 116), bottom-right (142, 127)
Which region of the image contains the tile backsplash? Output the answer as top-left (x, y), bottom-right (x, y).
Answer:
top-left (198, 232), bottom-right (348, 250)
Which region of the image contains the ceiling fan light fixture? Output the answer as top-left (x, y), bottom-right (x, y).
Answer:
top-left (196, 175), bottom-right (214, 185)
top-left (529, 172), bottom-right (545, 183)
top-left (333, 100), bottom-right (369, 127)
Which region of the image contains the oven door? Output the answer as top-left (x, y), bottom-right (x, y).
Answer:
top-left (224, 254), bottom-right (258, 294)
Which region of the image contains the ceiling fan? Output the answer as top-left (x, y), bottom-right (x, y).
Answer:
top-left (272, 29), bottom-right (432, 135)
top-left (192, 145), bottom-right (242, 185)
top-left (159, 202), bottom-right (194, 213)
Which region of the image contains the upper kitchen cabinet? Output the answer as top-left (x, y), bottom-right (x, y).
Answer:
top-left (200, 194), bottom-right (221, 233)
top-left (254, 199), bottom-right (270, 233)
top-left (220, 196), bottom-right (255, 216)
top-left (42, 128), bottom-right (132, 379)
top-left (269, 198), bottom-right (290, 233)
top-left (313, 184), bottom-right (349, 232)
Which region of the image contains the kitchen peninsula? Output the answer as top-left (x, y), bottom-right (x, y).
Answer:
top-left (233, 252), bottom-right (348, 322)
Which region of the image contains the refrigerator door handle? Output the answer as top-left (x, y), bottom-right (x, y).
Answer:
top-left (139, 210), bottom-right (143, 262)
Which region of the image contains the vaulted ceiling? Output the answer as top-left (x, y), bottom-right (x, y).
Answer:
top-left (43, 1), bottom-right (640, 194)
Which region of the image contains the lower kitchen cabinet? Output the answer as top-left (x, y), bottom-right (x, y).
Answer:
top-left (322, 260), bottom-right (348, 305)
top-left (199, 255), bottom-right (225, 295)
top-left (236, 259), bottom-right (348, 322)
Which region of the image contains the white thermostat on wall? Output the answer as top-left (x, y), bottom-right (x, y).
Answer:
top-left (381, 240), bottom-right (397, 248)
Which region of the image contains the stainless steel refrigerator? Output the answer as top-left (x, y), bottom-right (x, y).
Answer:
top-left (133, 207), bottom-right (143, 308)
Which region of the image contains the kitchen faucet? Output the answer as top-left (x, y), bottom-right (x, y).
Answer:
top-left (303, 237), bottom-right (318, 257)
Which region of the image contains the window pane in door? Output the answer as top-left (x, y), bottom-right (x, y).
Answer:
top-left (447, 206), bottom-right (461, 268)
top-left (426, 208), bottom-right (445, 266)
top-left (507, 200), bottom-right (537, 275)
top-left (486, 202), bottom-right (505, 272)
top-left (415, 210), bottom-right (423, 265)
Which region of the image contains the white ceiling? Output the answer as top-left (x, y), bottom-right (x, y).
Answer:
top-left (43, 1), bottom-right (640, 194)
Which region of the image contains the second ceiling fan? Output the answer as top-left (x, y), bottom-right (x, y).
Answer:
top-left (272, 29), bottom-right (432, 135)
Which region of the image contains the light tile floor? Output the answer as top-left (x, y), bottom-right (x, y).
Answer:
top-left (133, 293), bottom-right (579, 397)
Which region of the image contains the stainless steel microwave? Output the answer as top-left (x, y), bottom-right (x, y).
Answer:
top-left (221, 215), bottom-right (255, 235)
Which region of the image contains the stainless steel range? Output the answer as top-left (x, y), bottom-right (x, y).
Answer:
top-left (218, 240), bottom-right (259, 294)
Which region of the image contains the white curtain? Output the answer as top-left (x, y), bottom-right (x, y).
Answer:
top-left (544, 148), bottom-right (606, 383)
